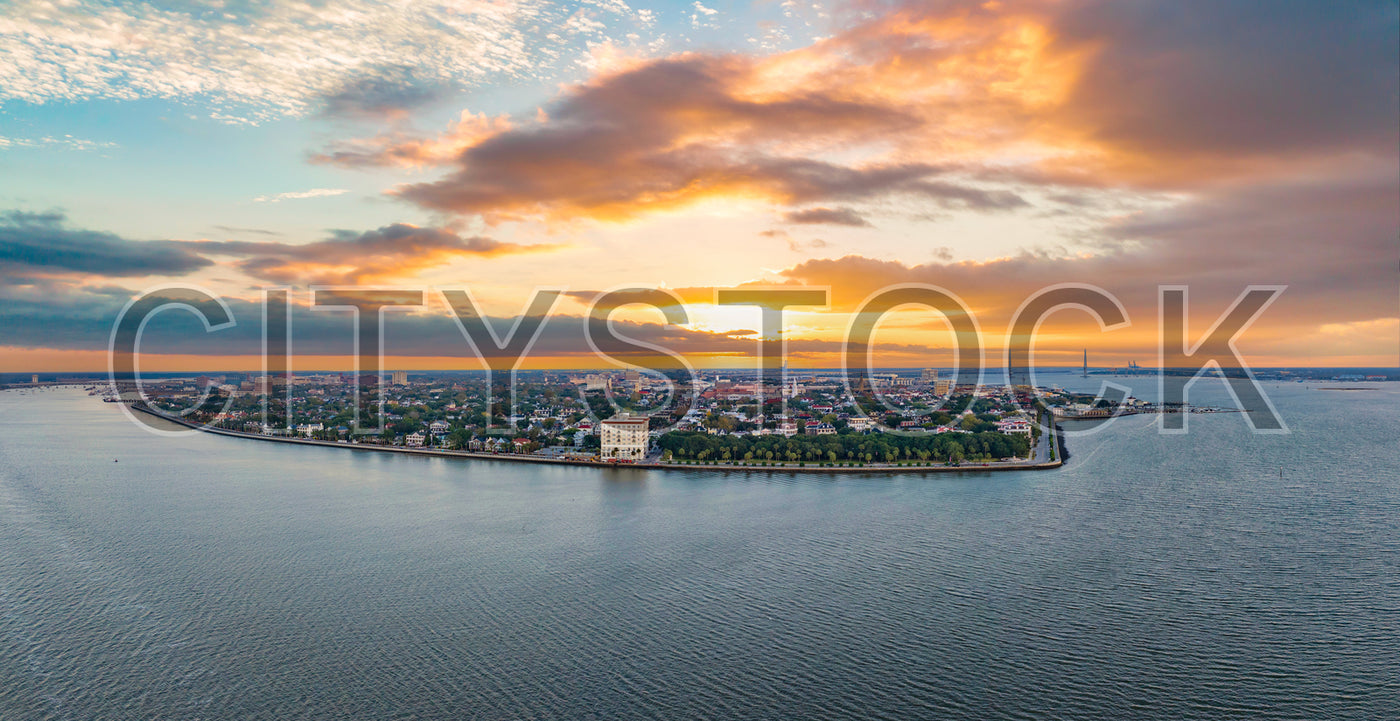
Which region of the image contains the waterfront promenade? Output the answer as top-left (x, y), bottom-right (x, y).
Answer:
top-left (133, 405), bottom-right (1064, 475)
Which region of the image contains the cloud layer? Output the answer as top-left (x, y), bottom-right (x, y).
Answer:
top-left (322, 52), bottom-right (1029, 221)
top-left (0, 0), bottom-right (645, 122)
top-left (198, 224), bottom-right (560, 285)
top-left (0, 211), bottom-right (210, 278)
top-left (0, 212), bottom-right (556, 286)
top-left (1, 0), bottom-right (1394, 368)
top-left (311, 0), bottom-right (1396, 227)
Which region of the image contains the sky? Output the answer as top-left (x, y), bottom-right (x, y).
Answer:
top-left (1, 0), bottom-right (1396, 372)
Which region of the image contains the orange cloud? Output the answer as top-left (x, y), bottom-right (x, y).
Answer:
top-left (197, 224), bottom-right (561, 285)
top-left (311, 111), bottom-right (513, 168)
top-left (385, 50), bottom-right (1025, 223)
top-left (763, 169), bottom-right (1399, 365)
top-left (316, 43), bottom-right (1035, 223)
top-left (310, 0), bottom-right (1393, 225)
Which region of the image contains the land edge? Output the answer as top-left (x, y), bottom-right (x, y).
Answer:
top-left (132, 405), bottom-right (1065, 475)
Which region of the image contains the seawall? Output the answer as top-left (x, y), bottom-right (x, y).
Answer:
top-left (132, 405), bottom-right (1065, 475)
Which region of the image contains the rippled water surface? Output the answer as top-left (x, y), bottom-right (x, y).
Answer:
top-left (1, 377), bottom-right (1397, 719)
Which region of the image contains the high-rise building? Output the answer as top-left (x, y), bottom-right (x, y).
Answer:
top-left (31, 374), bottom-right (39, 384)
top-left (933, 379), bottom-right (953, 396)
top-left (391, 370), bottom-right (409, 386)
top-left (600, 415), bottom-right (650, 460)
top-left (920, 368), bottom-right (940, 382)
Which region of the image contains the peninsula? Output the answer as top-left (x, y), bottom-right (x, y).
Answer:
top-left (119, 369), bottom-right (1077, 474)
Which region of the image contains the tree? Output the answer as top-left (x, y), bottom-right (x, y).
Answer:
top-left (947, 441), bottom-right (965, 465)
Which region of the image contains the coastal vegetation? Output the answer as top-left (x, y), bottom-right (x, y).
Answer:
top-left (657, 429), bottom-right (1029, 465)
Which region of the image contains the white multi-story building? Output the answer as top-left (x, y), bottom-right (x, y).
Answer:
top-left (600, 415), bottom-right (650, 460)
top-left (996, 419), bottom-right (1032, 435)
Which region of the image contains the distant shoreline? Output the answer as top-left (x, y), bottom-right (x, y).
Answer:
top-left (132, 405), bottom-right (1064, 476)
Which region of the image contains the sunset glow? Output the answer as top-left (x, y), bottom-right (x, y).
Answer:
top-left (2, 0), bottom-right (1395, 372)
